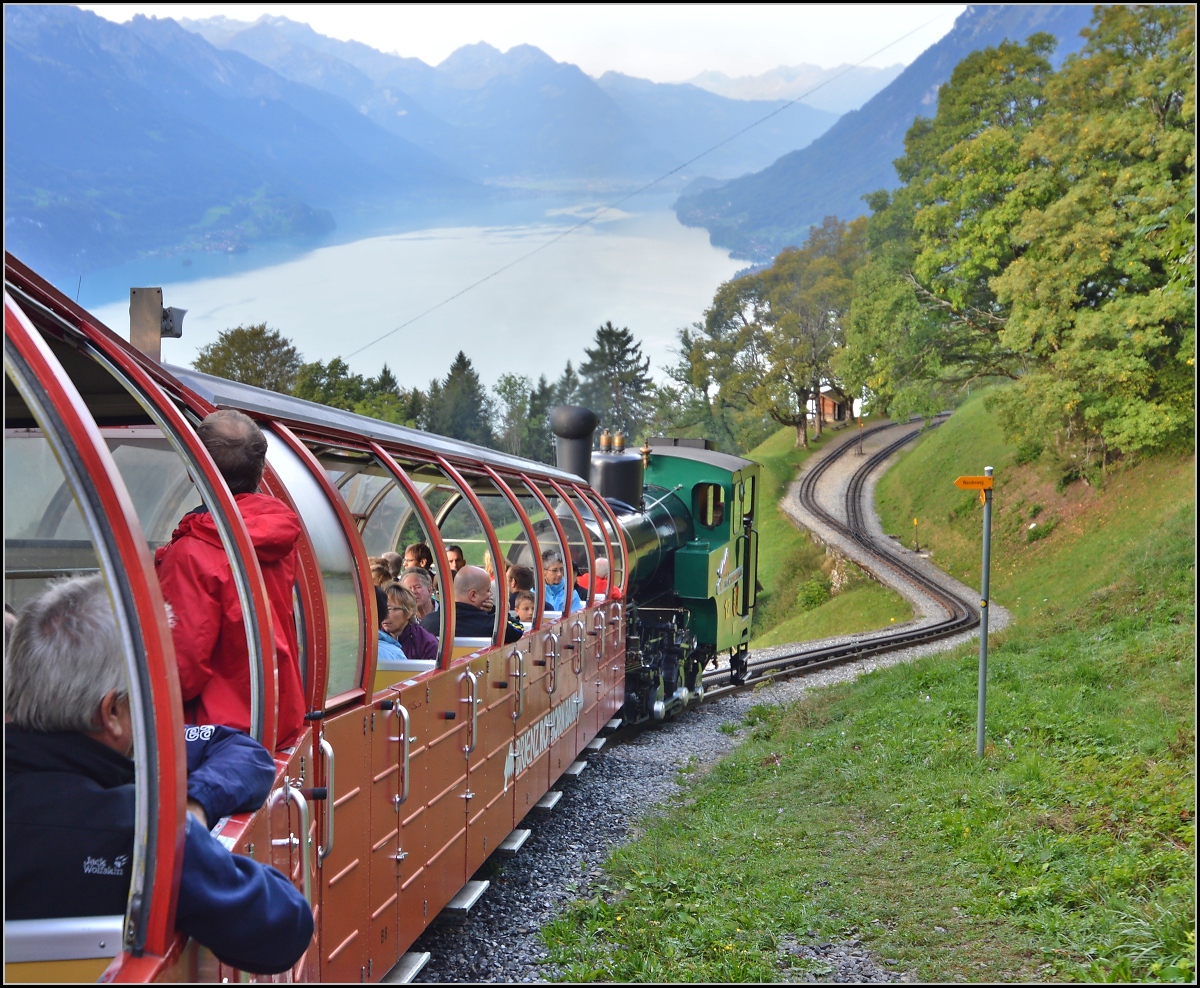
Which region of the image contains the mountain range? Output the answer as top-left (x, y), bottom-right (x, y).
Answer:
top-left (5, 6), bottom-right (847, 283)
top-left (672, 4), bottom-right (1098, 260)
top-left (686, 63), bottom-right (905, 115)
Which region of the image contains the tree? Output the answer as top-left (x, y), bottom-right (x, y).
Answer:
top-left (192, 324), bottom-right (302, 393)
top-left (423, 351), bottom-right (494, 447)
top-left (577, 321), bottom-right (654, 438)
top-left (552, 360), bottom-right (581, 406)
top-left (524, 375), bottom-right (557, 464)
top-left (990, 4), bottom-right (1195, 463)
top-left (841, 36), bottom-right (1059, 418)
top-left (493, 373), bottom-right (531, 456)
top-left (292, 357), bottom-right (368, 410)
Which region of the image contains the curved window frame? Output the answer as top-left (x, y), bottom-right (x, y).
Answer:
top-left (5, 296), bottom-right (185, 960)
top-left (548, 479), bottom-right (596, 606)
top-left (272, 425), bottom-right (373, 709)
top-left (518, 474), bottom-right (579, 617)
top-left (571, 484), bottom-right (617, 600)
top-left (369, 442), bottom-right (457, 670)
top-left (481, 465), bottom-right (548, 633)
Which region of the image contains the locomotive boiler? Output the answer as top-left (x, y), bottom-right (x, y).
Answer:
top-left (550, 406), bottom-right (760, 723)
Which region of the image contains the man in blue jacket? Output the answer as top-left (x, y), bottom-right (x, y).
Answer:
top-left (4, 574), bottom-right (313, 974)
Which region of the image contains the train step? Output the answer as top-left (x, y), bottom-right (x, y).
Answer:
top-left (603, 717), bottom-right (623, 732)
top-left (495, 829), bottom-right (531, 858)
top-left (442, 880), bottom-right (489, 921)
top-left (563, 760), bottom-right (588, 777)
top-left (382, 951), bottom-right (431, 983)
top-left (534, 790), bottom-right (562, 812)
top-left (584, 736), bottom-right (606, 752)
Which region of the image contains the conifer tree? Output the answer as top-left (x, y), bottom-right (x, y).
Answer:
top-left (424, 351), bottom-right (495, 447)
top-left (578, 321), bottom-right (654, 438)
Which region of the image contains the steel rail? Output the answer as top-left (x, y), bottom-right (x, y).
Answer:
top-left (701, 416), bottom-right (978, 700)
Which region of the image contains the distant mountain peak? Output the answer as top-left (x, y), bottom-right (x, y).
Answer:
top-left (686, 62), bottom-right (906, 114)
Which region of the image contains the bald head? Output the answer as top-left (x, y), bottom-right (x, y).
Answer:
top-left (197, 408), bottom-right (267, 494)
top-left (454, 566), bottom-right (491, 601)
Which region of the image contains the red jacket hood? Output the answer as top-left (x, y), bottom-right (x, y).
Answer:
top-left (168, 493), bottom-right (301, 564)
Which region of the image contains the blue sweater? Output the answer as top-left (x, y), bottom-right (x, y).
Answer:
top-left (6, 726), bottom-right (312, 974)
top-left (544, 578), bottom-right (584, 614)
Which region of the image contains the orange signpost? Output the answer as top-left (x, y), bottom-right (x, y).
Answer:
top-left (956, 467), bottom-right (995, 757)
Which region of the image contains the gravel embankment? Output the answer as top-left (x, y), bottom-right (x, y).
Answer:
top-left (408, 668), bottom-right (913, 983)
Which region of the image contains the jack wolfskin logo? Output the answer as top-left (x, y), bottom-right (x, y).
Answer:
top-left (83, 854), bottom-right (128, 876)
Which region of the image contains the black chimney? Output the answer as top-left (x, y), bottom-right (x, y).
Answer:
top-left (550, 405), bottom-right (599, 483)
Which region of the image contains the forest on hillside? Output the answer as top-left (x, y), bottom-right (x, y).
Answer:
top-left (197, 6), bottom-right (1194, 479)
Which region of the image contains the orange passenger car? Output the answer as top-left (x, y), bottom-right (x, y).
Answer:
top-left (3, 253), bottom-right (627, 982)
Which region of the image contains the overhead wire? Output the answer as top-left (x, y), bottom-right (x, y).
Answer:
top-left (345, 10), bottom-right (952, 359)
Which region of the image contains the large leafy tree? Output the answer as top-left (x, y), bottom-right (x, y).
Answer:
top-left (192, 323), bottom-right (302, 393)
top-left (991, 4), bottom-right (1195, 462)
top-left (577, 321), bottom-right (654, 438)
top-left (841, 35), bottom-right (1058, 418)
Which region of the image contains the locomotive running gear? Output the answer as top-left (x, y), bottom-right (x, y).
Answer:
top-left (155, 494), bottom-right (305, 749)
top-left (5, 726), bottom-right (311, 973)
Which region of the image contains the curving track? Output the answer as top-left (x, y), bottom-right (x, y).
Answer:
top-left (702, 418), bottom-right (980, 699)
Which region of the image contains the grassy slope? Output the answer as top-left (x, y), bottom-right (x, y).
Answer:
top-left (544, 392), bottom-right (1195, 983)
top-left (748, 425), bottom-right (911, 646)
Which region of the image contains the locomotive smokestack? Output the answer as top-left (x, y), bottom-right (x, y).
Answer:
top-left (550, 405), bottom-right (599, 483)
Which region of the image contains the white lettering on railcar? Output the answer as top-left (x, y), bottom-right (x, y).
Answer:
top-left (83, 854), bottom-right (128, 876)
top-left (503, 687), bottom-right (585, 790)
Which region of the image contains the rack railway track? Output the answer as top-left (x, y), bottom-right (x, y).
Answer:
top-left (701, 417), bottom-right (979, 700)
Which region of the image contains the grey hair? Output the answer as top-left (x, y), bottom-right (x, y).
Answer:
top-left (5, 575), bottom-right (126, 732)
top-left (399, 567), bottom-right (432, 590)
top-left (541, 548), bottom-right (563, 567)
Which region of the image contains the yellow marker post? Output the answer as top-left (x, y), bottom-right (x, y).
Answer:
top-left (913, 517), bottom-right (919, 552)
top-left (955, 469), bottom-right (994, 756)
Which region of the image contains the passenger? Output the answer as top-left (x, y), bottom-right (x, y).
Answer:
top-left (403, 542), bottom-right (433, 572)
top-left (541, 548), bottom-right (583, 615)
top-left (454, 566), bottom-right (522, 644)
top-left (577, 557), bottom-right (610, 597)
top-left (370, 562), bottom-right (392, 588)
top-left (374, 586), bottom-right (407, 665)
top-left (513, 590), bottom-right (537, 625)
top-left (4, 575), bottom-right (313, 973)
top-left (445, 545), bottom-right (466, 577)
top-left (400, 567), bottom-right (441, 636)
top-left (507, 564), bottom-right (535, 610)
top-left (155, 409), bottom-right (305, 750)
top-left (383, 584), bottom-right (439, 662)
top-left (4, 601), bottom-right (16, 651)
top-left (482, 548), bottom-right (496, 582)
top-left (381, 551), bottom-right (404, 580)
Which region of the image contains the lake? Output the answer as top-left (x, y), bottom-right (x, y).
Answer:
top-left (85, 199), bottom-right (743, 388)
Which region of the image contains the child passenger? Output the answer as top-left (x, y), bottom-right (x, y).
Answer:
top-left (513, 590), bottom-right (537, 625)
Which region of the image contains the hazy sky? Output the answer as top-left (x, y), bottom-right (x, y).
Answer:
top-left (80, 4), bottom-right (965, 80)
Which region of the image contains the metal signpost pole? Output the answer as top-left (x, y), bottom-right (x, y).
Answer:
top-left (976, 466), bottom-right (993, 757)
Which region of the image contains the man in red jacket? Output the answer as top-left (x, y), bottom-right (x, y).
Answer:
top-left (155, 409), bottom-right (306, 750)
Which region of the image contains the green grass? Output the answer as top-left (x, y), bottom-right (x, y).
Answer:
top-left (752, 582), bottom-right (912, 648)
top-left (544, 398), bottom-right (1196, 983)
top-left (747, 426), bottom-right (913, 646)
